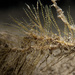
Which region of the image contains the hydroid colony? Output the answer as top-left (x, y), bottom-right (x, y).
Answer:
top-left (12, 0), bottom-right (75, 45)
top-left (0, 0), bottom-right (75, 75)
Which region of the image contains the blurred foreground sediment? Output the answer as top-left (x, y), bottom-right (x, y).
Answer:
top-left (0, 32), bottom-right (75, 75)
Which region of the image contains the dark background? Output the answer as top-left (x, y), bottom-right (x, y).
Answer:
top-left (0, 0), bottom-right (75, 9)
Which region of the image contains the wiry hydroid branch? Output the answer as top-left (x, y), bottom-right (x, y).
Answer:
top-left (51, 0), bottom-right (75, 32)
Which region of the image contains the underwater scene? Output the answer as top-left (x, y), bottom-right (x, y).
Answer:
top-left (0, 0), bottom-right (75, 75)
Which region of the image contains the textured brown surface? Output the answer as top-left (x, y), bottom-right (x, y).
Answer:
top-left (0, 32), bottom-right (75, 75)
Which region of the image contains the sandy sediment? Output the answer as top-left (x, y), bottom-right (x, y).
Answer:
top-left (0, 32), bottom-right (75, 75)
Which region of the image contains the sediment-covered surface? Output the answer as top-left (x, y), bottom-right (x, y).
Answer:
top-left (0, 32), bottom-right (75, 75)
